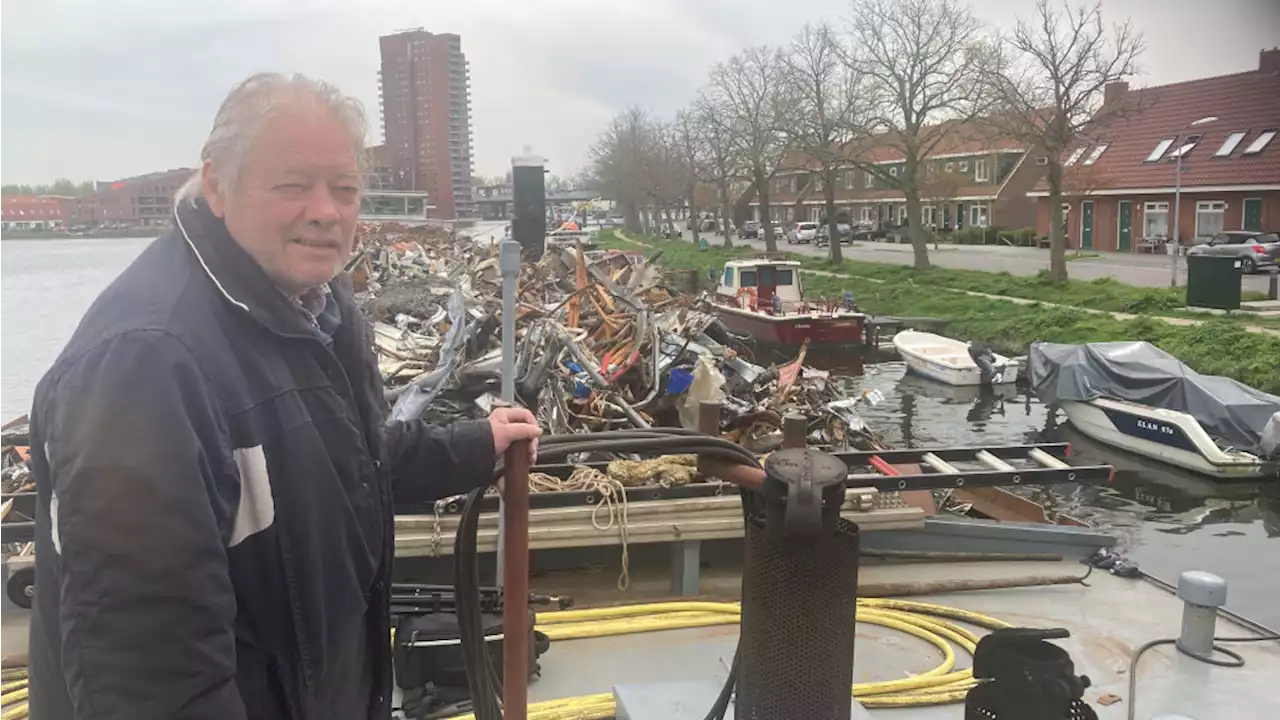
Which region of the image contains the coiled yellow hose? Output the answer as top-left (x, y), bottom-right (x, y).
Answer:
top-left (0, 668), bottom-right (27, 720)
top-left (448, 597), bottom-right (1013, 718)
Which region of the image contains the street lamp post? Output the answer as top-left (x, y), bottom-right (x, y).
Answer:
top-left (1170, 116), bottom-right (1217, 288)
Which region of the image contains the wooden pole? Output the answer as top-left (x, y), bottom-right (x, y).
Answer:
top-left (502, 441), bottom-right (531, 720)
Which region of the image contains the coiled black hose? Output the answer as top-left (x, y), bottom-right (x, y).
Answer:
top-left (453, 428), bottom-right (764, 720)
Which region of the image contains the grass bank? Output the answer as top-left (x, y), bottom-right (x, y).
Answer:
top-left (599, 232), bottom-right (1280, 394)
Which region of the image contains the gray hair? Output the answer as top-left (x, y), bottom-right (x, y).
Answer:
top-left (177, 72), bottom-right (368, 204)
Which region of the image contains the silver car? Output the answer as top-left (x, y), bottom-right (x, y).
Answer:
top-left (1188, 231), bottom-right (1280, 273)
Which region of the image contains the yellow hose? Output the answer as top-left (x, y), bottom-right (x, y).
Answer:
top-left (0, 668), bottom-right (29, 719)
top-left (448, 597), bottom-right (1012, 718)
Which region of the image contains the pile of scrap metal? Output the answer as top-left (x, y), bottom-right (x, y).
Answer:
top-left (2, 416), bottom-right (35, 552)
top-left (347, 227), bottom-right (882, 452)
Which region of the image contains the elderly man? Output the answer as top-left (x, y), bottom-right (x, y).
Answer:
top-left (26, 73), bottom-right (541, 719)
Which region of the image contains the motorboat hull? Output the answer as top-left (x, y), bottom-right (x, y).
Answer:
top-left (893, 330), bottom-right (1015, 386)
top-left (711, 302), bottom-right (864, 346)
top-left (1058, 398), bottom-right (1268, 480)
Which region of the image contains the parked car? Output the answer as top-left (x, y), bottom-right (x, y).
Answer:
top-left (1187, 230), bottom-right (1280, 273)
top-left (740, 220), bottom-right (760, 239)
top-left (700, 218), bottom-right (718, 232)
top-left (787, 221), bottom-right (820, 244)
top-left (816, 223), bottom-right (854, 246)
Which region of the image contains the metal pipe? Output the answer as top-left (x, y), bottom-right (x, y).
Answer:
top-left (501, 440), bottom-right (532, 720)
top-left (496, 240), bottom-right (522, 587)
top-left (857, 568), bottom-right (1092, 597)
top-left (1171, 151), bottom-right (1182, 287)
top-left (782, 413), bottom-right (807, 449)
top-left (551, 324), bottom-right (649, 428)
top-left (858, 549), bottom-right (1064, 563)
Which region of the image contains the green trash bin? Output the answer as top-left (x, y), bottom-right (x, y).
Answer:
top-left (1186, 254), bottom-right (1243, 310)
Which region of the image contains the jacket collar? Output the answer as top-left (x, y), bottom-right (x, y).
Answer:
top-left (174, 199), bottom-right (340, 340)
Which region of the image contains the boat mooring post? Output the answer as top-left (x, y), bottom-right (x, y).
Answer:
top-left (1176, 570), bottom-right (1227, 659)
top-left (495, 239), bottom-right (521, 587)
top-left (782, 413), bottom-right (807, 449)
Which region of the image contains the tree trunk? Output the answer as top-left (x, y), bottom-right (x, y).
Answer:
top-left (624, 201), bottom-right (641, 235)
top-left (719, 180), bottom-right (734, 248)
top-left (824, 168), bottom-right (842, 264)
top-left (757, 170), bottom-right (777, 253)
top-left (663, 205), bottom-right (675, 237)
top-left (687, 186), bottom-right (700, 246)
top-left (1046, 161), bottom-right (1068, 282)
top-left (903, 185), bottom-right (931, 271)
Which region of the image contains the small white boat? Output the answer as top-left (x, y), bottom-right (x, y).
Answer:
top-left (892, 330), bottom-right (1015, 386)
top-left (1059, 397), bottom-right (1268, 480)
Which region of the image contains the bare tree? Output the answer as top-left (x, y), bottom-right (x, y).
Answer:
top-left (918, 162), bottom-right (970, 244)
top-left (671, 108), bottom-right (704, 245)
top-left (589, 107), bottom-right (651, 234)
top-left (850, 0), bottom-right (990, 270)
top-left (780, 22), bottom-right (874, 263)
top-left (693, 92), bottom-right (743, 248)
top-left (983, 0), bottom-right (1143, 281)
top-left (639, 120), bottom-right (685, 236)
top-left (708, 46), bottom-right (790, 252)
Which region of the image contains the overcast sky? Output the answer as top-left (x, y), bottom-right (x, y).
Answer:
top-left (3, 0), bottom-right (1278, 185)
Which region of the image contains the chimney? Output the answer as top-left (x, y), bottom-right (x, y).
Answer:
top-left (1261, 48), bottom-right (1280, 74)
top-left (1103, 81), bottom-right (1129, 105)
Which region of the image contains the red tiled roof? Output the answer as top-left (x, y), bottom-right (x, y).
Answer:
top-left (779, 119), bottom-right (1027, 171)
top-left (1031, 67), bottom-right (1280, 193)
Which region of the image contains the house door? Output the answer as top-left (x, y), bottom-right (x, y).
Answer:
top-left (1081, 201), bottom-right (1095, 250)
top-left (756, 265), bottom-right (777, 308)
top-left (1117, 201), bottom-right (1133, 251)
top-left (1243, 198), bottom-right (1263, 231)
top-left (955, 203), bottom-right (966, 230)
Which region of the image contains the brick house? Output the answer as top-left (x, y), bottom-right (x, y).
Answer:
top-left (1, 195), bottom-right (71, 230)
top-left (64, 168), bottom-right (194, 229)
top-left (749, 123), bottom-right (1045, 233)
top-left (1029, 49), bottom-right (1280, 252)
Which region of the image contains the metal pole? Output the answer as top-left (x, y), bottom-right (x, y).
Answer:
top-left (496, 239), bottom-right (521, 587)
top-left (501, 440), bottom-right (532, 720)
top-left (1171, 152), bottom-right (1182, 287)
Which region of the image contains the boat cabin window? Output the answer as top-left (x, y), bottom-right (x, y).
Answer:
top-left (723, 267), bottom-right (735, 286)
top-left (776, 268), bottom-right (794, 286)
top-left (739, 270), bottom-right (758, 287)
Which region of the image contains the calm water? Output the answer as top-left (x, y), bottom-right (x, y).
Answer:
top-left (2, 240), bottom-right (1277, 628)
top-left (1, 237), bottom-right (156, 419)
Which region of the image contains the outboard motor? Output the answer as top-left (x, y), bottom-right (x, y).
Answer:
top-left (968, 342), bottom-right (998, 385)
top-left (964, 628), bottom-right (1097, 720)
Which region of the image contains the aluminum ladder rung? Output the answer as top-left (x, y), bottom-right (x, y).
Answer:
top-left (975, 450), bottom-right (1016, 472)
top-left (1028, 448), bottom-right (1071, 470)
top-left (920, 452), bottom-right (959, 475)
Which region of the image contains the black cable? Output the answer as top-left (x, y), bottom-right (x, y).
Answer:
top-left (452, 431), bottom-right (765, 720)
top-left (1126, 634), bottom-right (1280, 720)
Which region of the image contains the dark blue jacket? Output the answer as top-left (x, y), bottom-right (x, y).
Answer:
top-left (26, 200), bottom-right (495, 719)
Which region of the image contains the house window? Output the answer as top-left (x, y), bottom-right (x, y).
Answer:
top-left (971, 204), bottom-right (989, 227)
top-left (1195, 201), bottom-right (1226, 238)
top-left (1146, 138), bottom-right (1176, 162)
top-left (958, 160), bottom-right (969, 172)
top-left (1083, 144), bottom-right (1108, 165)
top-left (1143, 202), bottom-right (1169, 238)
top-left (1169, 135), bottom-right (1202, 159)
top-left (1065, 147), bottom-right (1086, 165)
top-left (844, 170), bottom-right (855, 190)
top-left (889, 166), bottom-right (898, 177)
top-left (860, 205), bottom-right (875, 223)
top-left (974, 159), bottom-right (989, 182)
top-left (945, 162), bottom-right (955, 172)
top-left (1215, 131), bottom-right (1247, 157)
top-left (813, 175), bottom-right (824, 191)
top-left (865, 172), bottom-right (874, 188)
top-left (922, 205), bottom-right (936, 226)
top-left (898, 205), bottom-right (908, 224)
top-left (1242, 129), bottom-right (1276, 155)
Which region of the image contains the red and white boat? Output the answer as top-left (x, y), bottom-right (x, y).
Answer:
top-left (706, 257), bottom-right (865, 345)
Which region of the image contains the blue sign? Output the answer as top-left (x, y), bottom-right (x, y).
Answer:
top-left (1101, 407), bottom-right (1198, 452)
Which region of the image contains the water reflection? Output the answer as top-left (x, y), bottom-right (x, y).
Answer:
top-left (803, 355), bottom-right (1273, 541)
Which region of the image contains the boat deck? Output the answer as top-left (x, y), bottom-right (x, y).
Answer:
top-left (526, 559), bottom-right (1278, 719)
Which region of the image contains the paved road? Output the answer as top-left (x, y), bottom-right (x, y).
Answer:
top-left (678, 229), bottom-right (1276, 294)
